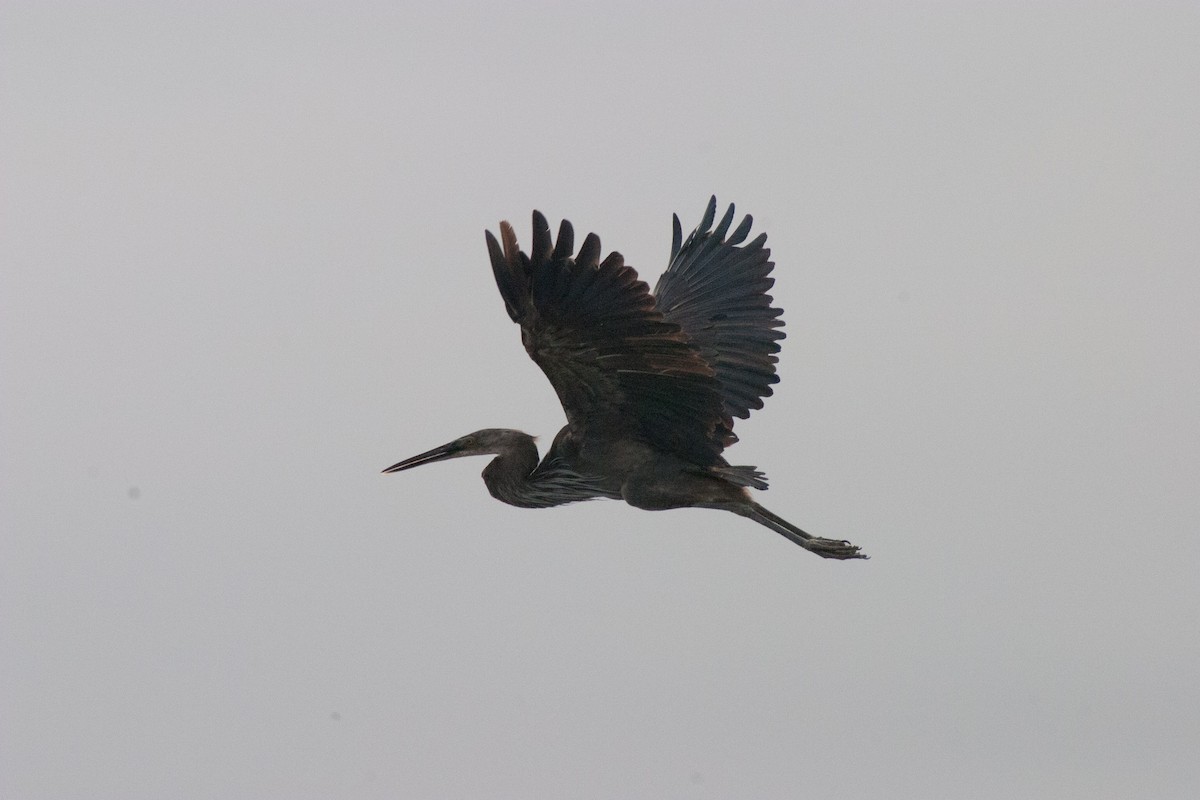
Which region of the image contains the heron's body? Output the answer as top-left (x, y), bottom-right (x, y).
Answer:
top-left (385, 198), bottom-right (866, 559)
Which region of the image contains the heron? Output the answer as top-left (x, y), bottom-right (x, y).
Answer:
top-left (384, 197), bottom-right (866, 560)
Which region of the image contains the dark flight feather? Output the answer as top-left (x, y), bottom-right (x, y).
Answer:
top-left (653, 196), bottom-right (784, 428)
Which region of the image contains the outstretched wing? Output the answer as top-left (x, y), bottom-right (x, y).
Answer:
top-left (486, 212), bottom-right (733, 465)
top-left (653, 197), bottom-right (784, 433)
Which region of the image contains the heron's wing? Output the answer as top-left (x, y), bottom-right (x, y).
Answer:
top-left (486, 212), bottom-right (733, 465)
top-left (653, 197), bottom-right (784, 431)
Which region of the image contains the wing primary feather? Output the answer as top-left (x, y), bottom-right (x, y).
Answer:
top-left (530, 211), bottom-right (553, 266)
top-left (713, 202), bottom-right (736, 241)
top-left (500, 220), bottom-right (520, 264)
top-left (577, 232), bottom-right (602, 268)
top-left (552, 219), bottom-right (574, 261)
top-left (699, 195), bottom-right (717, 233)
top-left (598, 251), bottom-right (624, 272)
top-left (728, 214), bottom-right (754, 246)
top-left (486, 228), bottom-right (524, 322)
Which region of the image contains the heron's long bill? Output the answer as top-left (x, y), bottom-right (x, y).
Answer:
top-left (381, 440), bottom-right (463, 474)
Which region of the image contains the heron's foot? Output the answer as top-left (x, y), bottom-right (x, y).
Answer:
top-left (805, 536), bottom-right (869, 560)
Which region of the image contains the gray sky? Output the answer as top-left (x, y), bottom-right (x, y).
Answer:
top-left (3, 2), bottom-right (1198, 798)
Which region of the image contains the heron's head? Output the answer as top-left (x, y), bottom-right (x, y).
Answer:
top-left (382, 428), bottom-right (536, 474)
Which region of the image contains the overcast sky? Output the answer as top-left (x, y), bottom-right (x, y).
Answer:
top-left (3, 2), bottom-right (1198, 798)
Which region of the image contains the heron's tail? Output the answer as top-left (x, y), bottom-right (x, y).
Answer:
top-left (710, 464), bottom-right (769, 490)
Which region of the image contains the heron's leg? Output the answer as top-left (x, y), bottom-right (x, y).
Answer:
top-left (622, 470), bottom-right (868, 560)
top-left (728, 502), bottom-right (868, 560)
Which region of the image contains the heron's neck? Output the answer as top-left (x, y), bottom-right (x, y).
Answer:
top-left (480, 435), bottom-right (544, 508)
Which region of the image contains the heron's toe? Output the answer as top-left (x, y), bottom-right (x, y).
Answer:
top-left (808, 537), bottom-right (869, 560)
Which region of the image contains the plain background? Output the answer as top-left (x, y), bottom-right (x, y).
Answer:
top-left (3, 2), bottom-right (1198, 798)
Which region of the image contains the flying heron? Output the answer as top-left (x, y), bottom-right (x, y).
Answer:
top-left (384, 198), bottom-right (866, 560)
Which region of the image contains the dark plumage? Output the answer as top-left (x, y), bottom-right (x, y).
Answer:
top-left (385, 198), bottom-right (866, 559)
